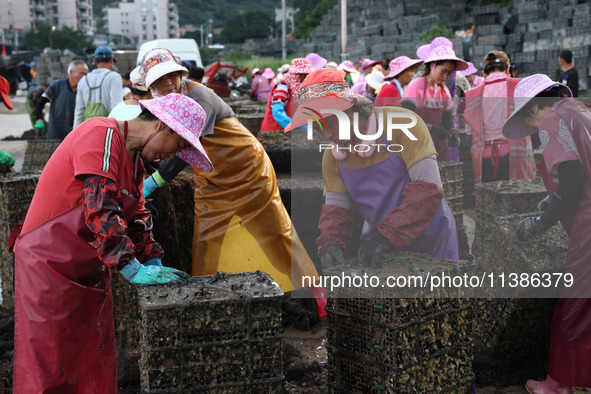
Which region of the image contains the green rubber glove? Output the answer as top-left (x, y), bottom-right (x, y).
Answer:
top-left (34, 120), bottom-right (46, 136)
top-left (0, 151), bottom-right (15, 172)
top-left (120, 258), bottom-right (188, 285)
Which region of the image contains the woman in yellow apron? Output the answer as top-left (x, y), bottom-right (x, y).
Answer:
top-left (139, 48), bottom-right (326, 318)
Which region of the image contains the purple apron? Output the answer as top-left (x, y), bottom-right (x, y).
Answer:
top-left (418, 77), bottom-right (450, 162)
top-left (340, 136), bottom-right (459, 260)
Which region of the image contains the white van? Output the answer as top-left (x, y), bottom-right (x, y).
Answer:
top-left (136, 38), bottom-right (203, 68)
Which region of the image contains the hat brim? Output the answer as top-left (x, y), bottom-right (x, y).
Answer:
top-left (385, 60), bottom-right (423, 80)
top-left (139, 99), bottom-right (213, 172)
top-left (0, 90), bottom-right (13, 110)
top-left (285, 96), bottom-right (357, 132)
top-left (262, 71), bottom-right (275, 79)
top-left (416, 45), bottom-right (430, 61)
top-left (502, 82), bottom-right (572, 139)
top-left (145, 62), bottom-right (189, 87)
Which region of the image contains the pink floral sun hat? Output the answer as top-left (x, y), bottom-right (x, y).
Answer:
top-left (459, 62), bottom-right (478, 76)
top-left (423, 45), bottom-right (469, 71)
top-left (385, 56), bottom-right (423, 80)
top-left (290, 58), bottom-right (315, 74)
top-left (139, 93), bottom-right (213, 171)
top-left (502, 74), bottom-right (572, 139)
top-left (416, 36), bottom-right (453, 61)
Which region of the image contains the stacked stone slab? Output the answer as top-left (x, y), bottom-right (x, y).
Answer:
top-left (137, 271), bottom-right (284, 393)
top-left (325, 252), bottom-right (474, 393)
top-left (33, 49), bottom-right (77, 86)
top-left (0, 174), bottom-right (40, 307)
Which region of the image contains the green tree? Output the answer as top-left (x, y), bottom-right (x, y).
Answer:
top-left (222, 10), bottom-right (272, 43)
top-left (24, 22), bottom-right (92, 50)
top-left (292, 0), bottom-right (338, 39)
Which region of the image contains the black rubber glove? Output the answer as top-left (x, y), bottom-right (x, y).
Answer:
top-left (516, 217), bottom-right (549, 241)
top-left (429, 125), bottom-right (450, 140)
top-left (358, 231), bottom-right (392, 267)
top-left (448, 130), bottom-right (461, 147)
top-left (400, 99), bottom-right (417, 112)
top-left (537, 195), bottom-right (551, 212)
top-left (320, 244), bottom-right (345, 271)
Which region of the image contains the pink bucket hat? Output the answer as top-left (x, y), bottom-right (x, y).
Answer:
top-left (261, 67), bottom-right (275, 79)
top-left (459, 62), bottom-right (478, 76)
top-left (306, 53), bottom-right (328, 70)
top-left (139, 93), bottom-right (213, 171)
top-left (416, 36), bottom-right (454, 61)
top-left (338, 60), bottom-right (356, 73)
top-left (251, 67), bottom-right (261, 76)
top-left (140, 48), bottom-right (189, 88)
top-left (423, 45), bottom-right (469, 71)
top-left (285, 68), bottom-right (372, 132)
top-left (385, 56), bottom-right (423, 80)
top-left (358, 58), bottom-right (380, 71)
top-left (290, 58), bottom-right (315, 75)
top-left (502, 74), bottom-right (572, 139)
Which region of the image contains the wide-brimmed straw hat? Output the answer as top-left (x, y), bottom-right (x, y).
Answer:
top-left (416, 36), bottom-right (453, 61)
top-left (140, 48), bottom-right (189, 87)
top-left (385, 56), bottom-right (423, 80)
top-left (306, 53), bottom-right (328, 70)
top-left (130, 66), bottom-right (148, 92)
top-left (459, 62), bottom-right (478, 76)
top-left (285, 68), bottom-right (371, 132)
top-left (290, 58), bottom-right (315, 75)
top-left (261, 67), bottom-right (275, 79)
top-left (502, 74), bottom-right (572, 139)
top-left (338, 60), bottom-right (356, 73)
top-left (139, 93), bottom-right (213, 171)
top-left (423, 45), bottom-right (469, 71)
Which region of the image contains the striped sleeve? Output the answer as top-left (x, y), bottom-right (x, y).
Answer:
top-left (271, 82), bottom-right (290, 105)
top-left (72, 120), bottom-right (122, 183)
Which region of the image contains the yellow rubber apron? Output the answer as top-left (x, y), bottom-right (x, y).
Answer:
top-left (191, 117), bottom-right (318, 291)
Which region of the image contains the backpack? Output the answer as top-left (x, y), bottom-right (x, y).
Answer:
top-left (83, 71), bottom-right (112, 120)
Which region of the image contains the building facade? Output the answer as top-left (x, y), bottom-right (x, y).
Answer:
top-left (0, 0), bottom-right (94, 47)
top-left (103, 0), bottom-right (179, 46)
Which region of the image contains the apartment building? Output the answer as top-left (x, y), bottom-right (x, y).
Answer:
top-left (103, 0), bottom-right (179, 45)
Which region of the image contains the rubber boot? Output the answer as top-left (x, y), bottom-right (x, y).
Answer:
top-left (525, 374), bottom-right (573, 394)
top-left (309, 283), bottom-right (327, 320)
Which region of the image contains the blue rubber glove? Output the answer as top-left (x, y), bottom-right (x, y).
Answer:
top-left (120, 258), bottom-right (188, 285)
top-left (143, 176), bottom-right (159, 198)
top-left (144, 257), bottom-right (163, 267)
top-left (272, 103), bottom-right (291, 129)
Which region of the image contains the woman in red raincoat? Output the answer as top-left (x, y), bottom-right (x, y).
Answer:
top-left (12, 93), bottom-right (210, 393)
top-left (502, 74), bottom-right (591, 393)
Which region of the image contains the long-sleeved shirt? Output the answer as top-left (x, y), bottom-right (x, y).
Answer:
top-left (74, 68), bottom-right (123, 127)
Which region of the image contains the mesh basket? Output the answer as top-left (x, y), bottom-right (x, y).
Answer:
top-left (138, 272), bottom-right (284, 393)
top-left (21, 139), bottom-right (61, 172)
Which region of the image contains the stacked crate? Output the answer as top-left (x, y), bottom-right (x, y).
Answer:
top-left (473, 178), bottom-right (547, 256)
top-left (137, 271), bottom-right (284, 393)
top-left (21, 139), bottom-right (62, 172)
top-left (325, 252), bottom-right (475, 393)
top-left (438, 161), bottom-right (470, 259)
top-left (0, 174), bottom-right (40, 307)
top-left (472, 179), bottom-right (568, 384)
